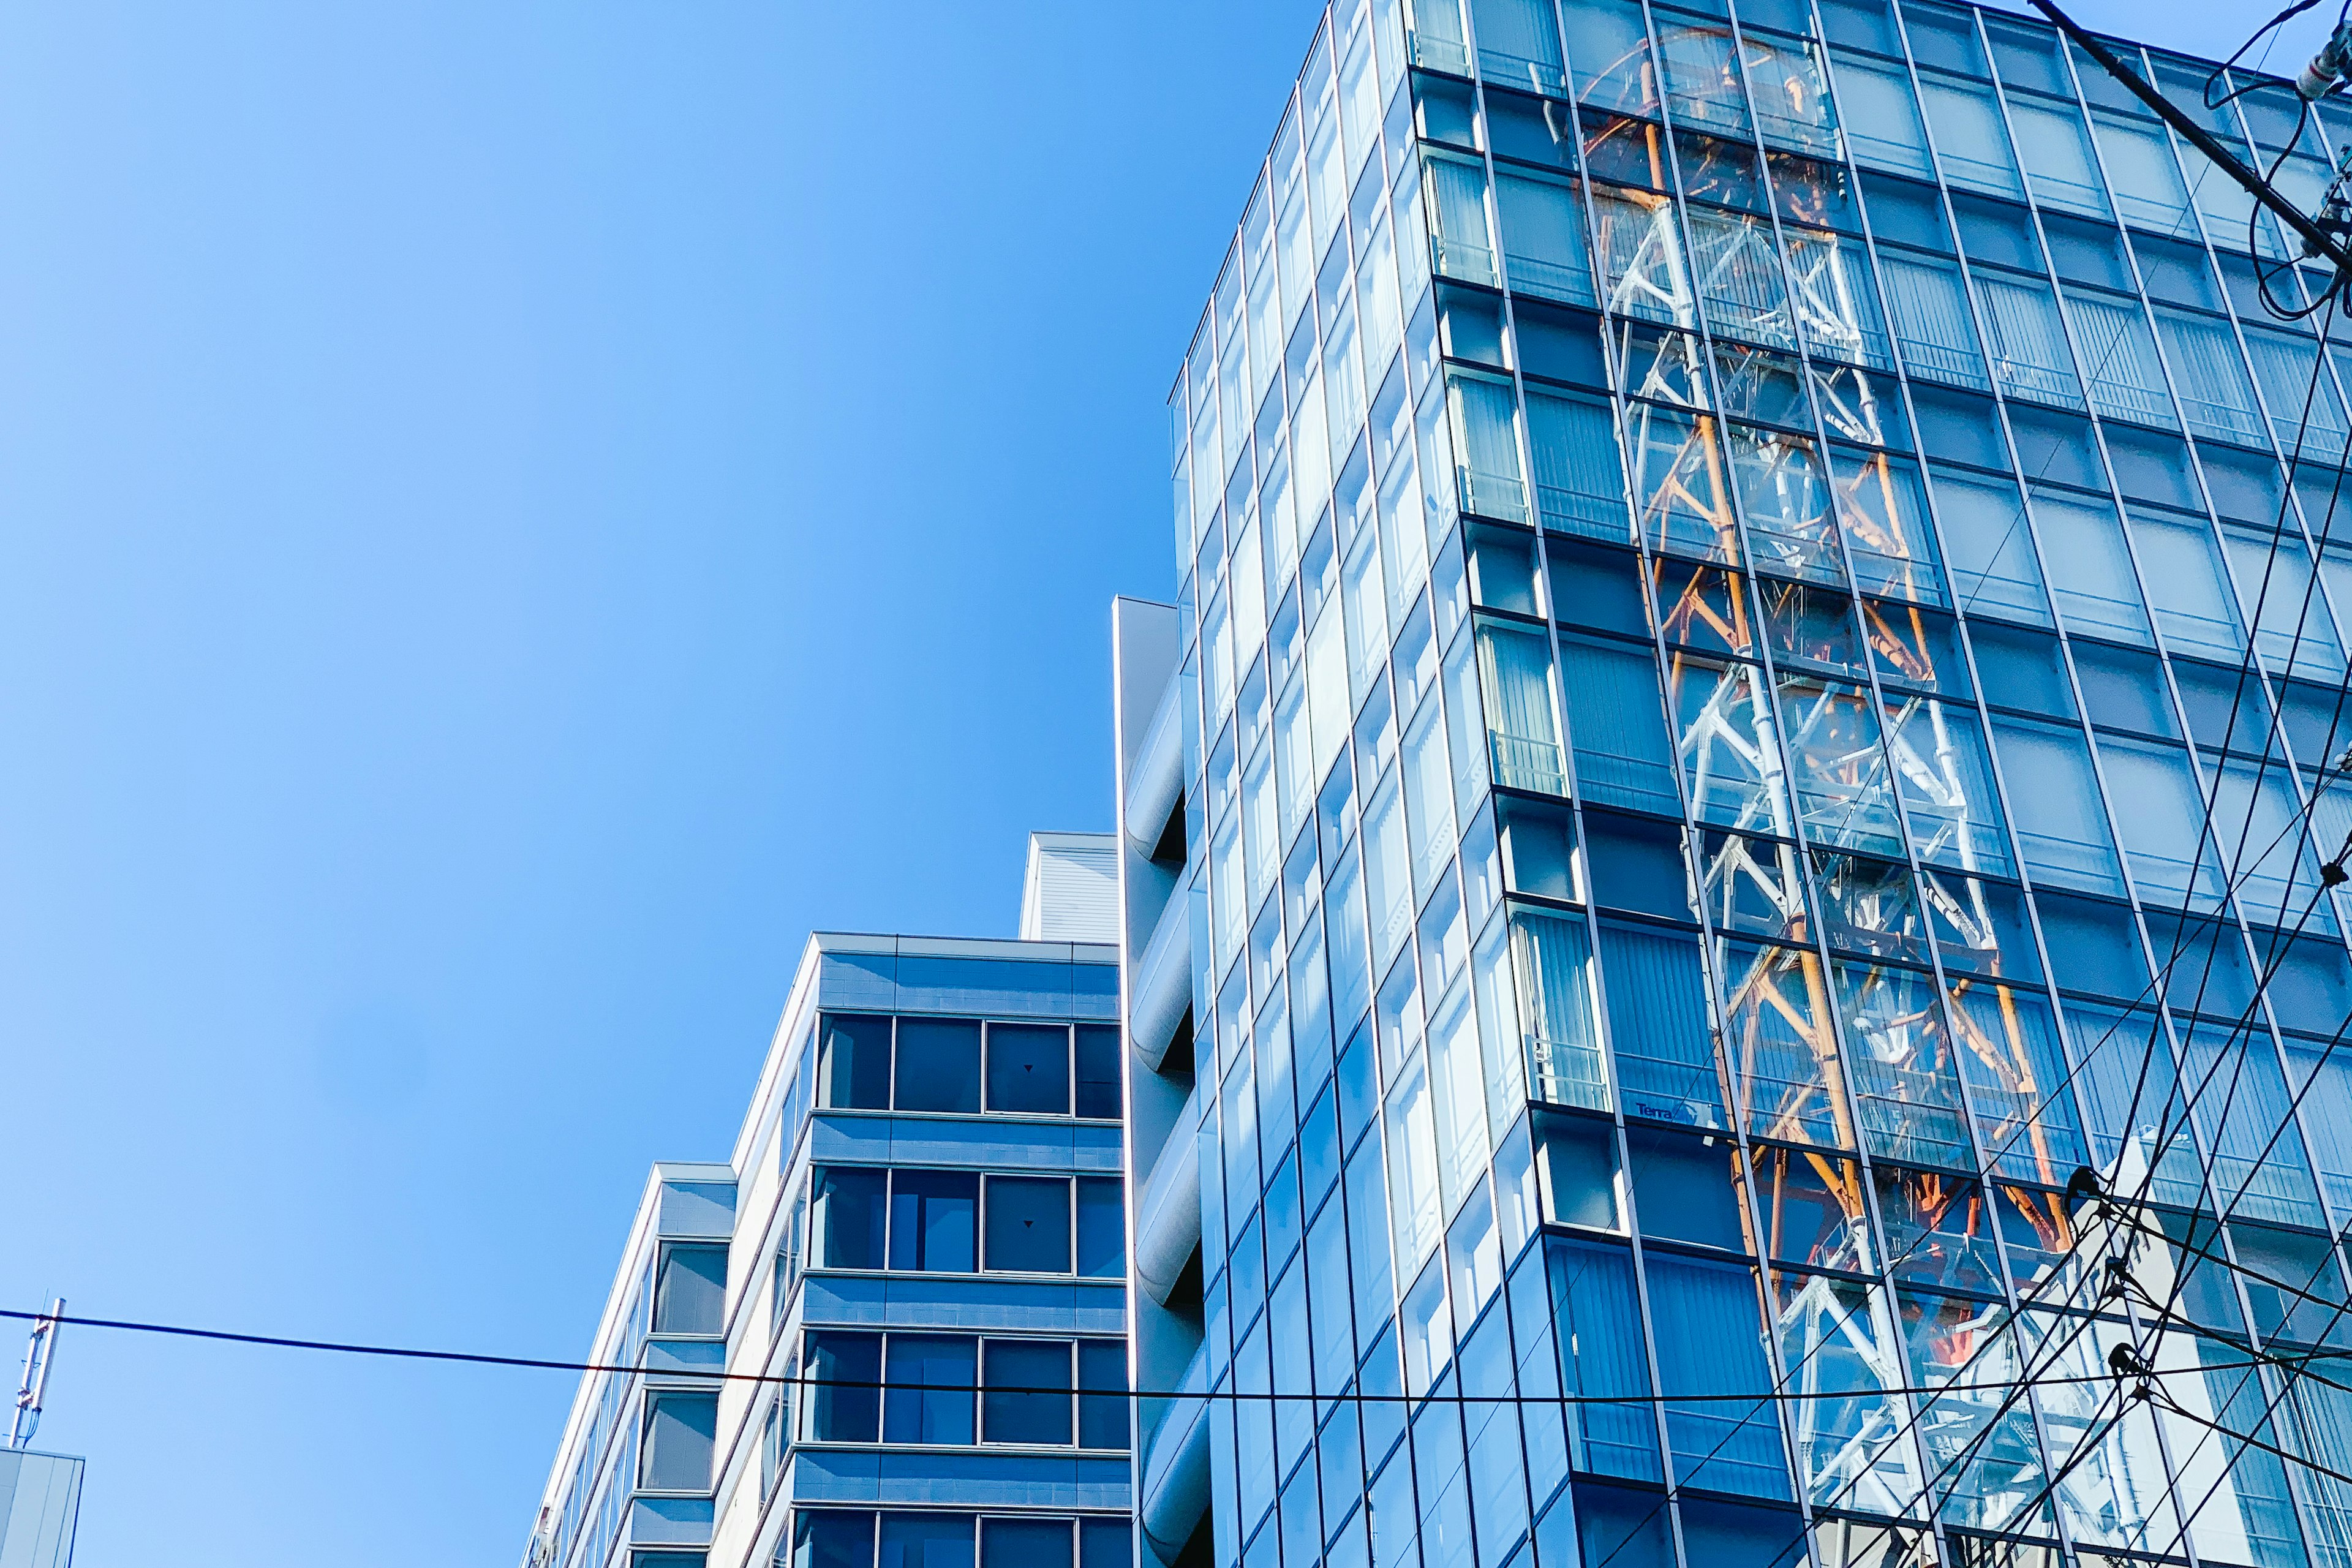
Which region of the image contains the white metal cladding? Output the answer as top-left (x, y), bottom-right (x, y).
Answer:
top-left (1021, 832), bottom-right (1121, 943)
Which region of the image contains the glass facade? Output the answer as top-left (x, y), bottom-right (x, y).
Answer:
top-left (1129, 4), bottom-right (2352, 1568)
top-left (522, 917), bottom-right (1132, 1568)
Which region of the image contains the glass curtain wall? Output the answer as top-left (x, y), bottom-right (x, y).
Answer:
top-left (1167, 1), bottom-right (2352, 1566)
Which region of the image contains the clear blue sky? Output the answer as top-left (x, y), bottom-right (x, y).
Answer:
top-left (0, 1), bottom-right (2264, 1562)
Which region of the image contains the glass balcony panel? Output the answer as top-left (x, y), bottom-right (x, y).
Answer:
top-left (1833, 447), bottom-right (1947, 605)
top-left (1776, 675), bottom-right (1904, 856)
top-left (1424, 153), bottom-right (1496, 286)
top-left (1645, 1253), bottom-right (1792, 1499)
top-left (1558, 632), bottom-right (1679, 813)
top-left (1448, 371), bottom-right (1529, 522)
top-left (2007, 95), bottom-right (2108, 218)
top-left (1828, 51), bottom-right (1934, 178)
top-left (1745, 1144), bottom-right (1874, 1273)
top-left (1468, 0), bottom-right (1568, 97)
top-left (1474, 618), bottom-right (1569, 796)
top-left (1769, 1270), bottom-right (1923, 1514)
top-left (1969, 272), bottom-right (2082, 410)
top-left (1745, 34), bottom-right (1841, 157)
top-left (1509, 904), bottom-right (1610, 1110)
top-left (1544, 1236), bottom-right (1663, 1480)
top-left (1523, 388), bottom-right (1630, 540)
top-left (1890, 1291), bottom-right (2054, 1534)
top-left (1834, 959), bottom-right (1973, 1169)
top-left (1718, 936), bottom-right (1855, 1149)
top-left (1917, 75), bottom-right (2022, 199)
top-left (1494, 170), bottom-right (1596, 306)
top-left (1688, 208), bottom-right (1800, 352)
top-left (2012, 1308), bottom-right (2180, 1549)
top-left (1672, 654), bottom-right (1792, 834)
top-left (1949, 981), bottom-right (2088, 1188)
top-left (1630, 405), bottom-right (1742, 562)
top-left (1878, 254), bottom-right (1990, 391)
top-left (1596, 918), bottom-right (1723, 1127)
top-left (1730, 426), bottom-right (1845, 584)
top-left (1565, 0), bottom-right (1659, 118)
top-left (2029, 489), bottom-right (2151, 646)
top-left (1926, 466), bottom-right (2050, 625)
top-left (1591, 186), bottom-right (1697, 325)
top-left (1656, 21), bottom-right (1754, 140)
top-left (2179, 1022), bottom-right (2326, 1229)
top-left (2059, 999), bottom-right (2207, 1211)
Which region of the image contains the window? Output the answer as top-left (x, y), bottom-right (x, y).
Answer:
top-left (879, 1514), bottom-right (975, 1568)
top-left (815, 1167), bottom-right (1109, 1277)
top-left (760, 1400), bottom-right (782, 1502)
top-left (887, 1170), bottom-right (979, 1272)
top-left (1077, 1340), bottom-right (1131, 1450)
top-left (1075, 1176), bottom-right (1126, 1279)
top-left (984, 1175), bottom-right (1072, 1272)
top-left (1877, 255), bottom-right (1988, 391)
top-left (790, 1512), bottom-right (875, 1568)
top-left (1074, 1025), bottom-right (1120, 1119)
top-left (982, 1339), bottom-right (1074, 1444)
top-left (892, 1018), bottom-right (981, 1112)
top-left (986, 1023), bottom-right (1072, 1114)
top-left (983, 1519), bottom-right (1075, 1568)
top-left (1989, 718), bottom-right (2123, 895)
top-left (805, 1333), bottom-right (883, 1442)
top-left (640, 1393), bottom-right (718, 1490)
top-left (818, 1014), bottom-right (892, 1109)
top-left (651, 1243), bottom-right (726, 1336)
top-left (813, 1168), bottom-right (888, 1270)
top-left (1644, 1254), bottom-right (1787, 1499)
top-left (1553, 633), bottom-right (1675, 814)
top-left (883, 1335), bottom-right (978, 1445)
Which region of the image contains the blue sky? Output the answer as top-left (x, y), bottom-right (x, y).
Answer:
top-left (0, 0), bottom-right (2272, 1561)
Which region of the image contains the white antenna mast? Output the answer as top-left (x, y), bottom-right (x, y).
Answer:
top-left (9, 1298), bottom-right (62, 1449)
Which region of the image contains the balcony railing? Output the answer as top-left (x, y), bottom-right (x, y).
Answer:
top-left (1433, 235), bottom-right (1498, 288)
top-left (1458, 463), bottom-right (1530, 524)
top-left (1529, 1032), bottom-right (1611, 1113)
top-left (1490, 730), bottom-right (1567, 796)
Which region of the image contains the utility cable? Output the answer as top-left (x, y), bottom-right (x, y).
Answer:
top-left (0, 1304), bottom-right (2280, 1411)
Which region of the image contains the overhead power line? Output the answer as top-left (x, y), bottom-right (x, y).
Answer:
top-left (2028, 0), bottom-right (2352, 271)
top-left (0, 1304), bottom-right (2272, 1410)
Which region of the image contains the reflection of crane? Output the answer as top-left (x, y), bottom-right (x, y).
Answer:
top-left (9, 1298), bottom-right (62, 1450)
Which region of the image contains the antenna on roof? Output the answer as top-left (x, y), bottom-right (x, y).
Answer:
top-left (8, 1298), bottom-right (62, 1450)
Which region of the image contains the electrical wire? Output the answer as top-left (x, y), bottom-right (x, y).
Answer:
top-left (0, 1303), bottom-right (2282, 1410)
top-left (2206, 1), bottom-right (2330, 111)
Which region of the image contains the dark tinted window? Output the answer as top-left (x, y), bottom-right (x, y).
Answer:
top-left (1076, 1176), bottom-right (1126, 1279)
top-left (818, 1013), bottom-right (892, 1109)
top-left (987, 1023), bottom-right (1071, 1114)
top-left (888, 1170), bottom-right (977, 1272)
top-left (815, 1167), bottom-right (888, 1269)
top-left (805, 1333), bottom-right (882, 1442)
top-left (1075, 1025), bottom-right (1121, 1118)
top-left (894, 1017), bottom-right (981, 1112)
top-left (982, 1340), bottom-right (1073, 1444)
top-left (652, 1243), bottom-right (727, 1335)
top-left (985, 1176), bottom-right (1071, 1272)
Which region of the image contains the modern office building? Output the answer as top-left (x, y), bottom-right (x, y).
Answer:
top-left (521, 834), bottom-right (1133, 1568)
top-left (0, 1449), bottom-right (83, 1568)
top-left (1120, 4), bottom-right (2352, 1568)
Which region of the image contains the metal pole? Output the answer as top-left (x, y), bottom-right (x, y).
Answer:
top-left (2026, 0), bottom-right (2352, 273)
top-left (9, 1298), bottom-right (61, 1449)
